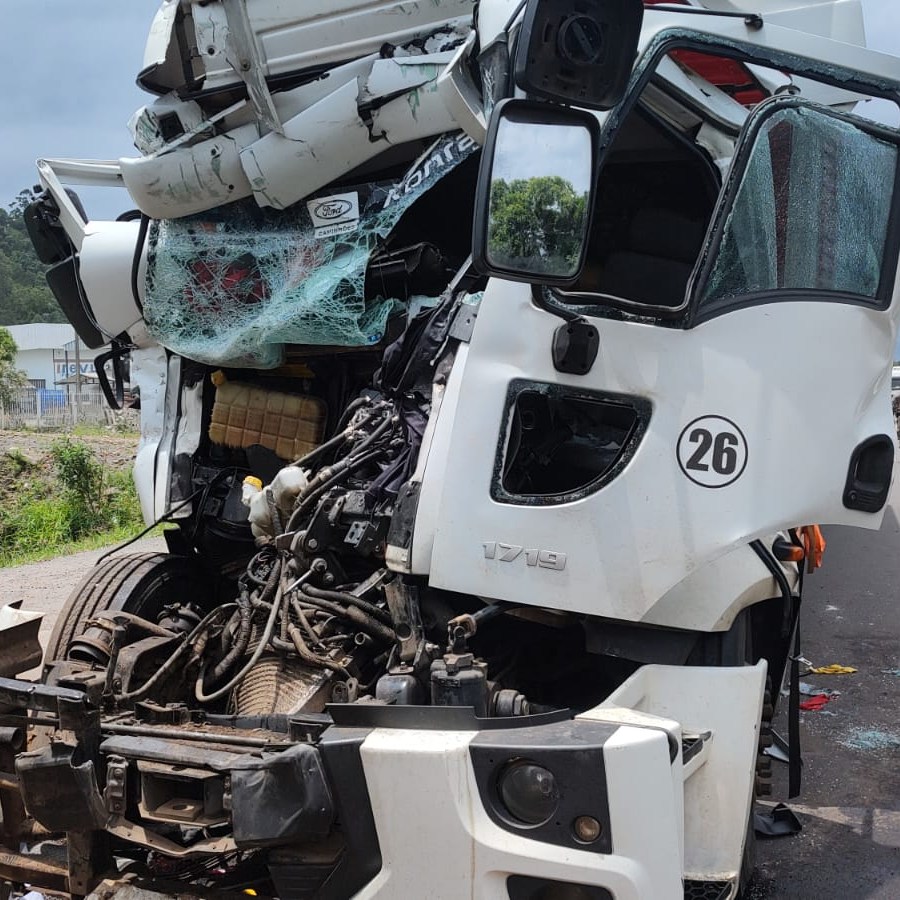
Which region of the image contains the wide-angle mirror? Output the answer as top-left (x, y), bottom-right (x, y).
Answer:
top-left (474, 100), bottom-right (599, 285)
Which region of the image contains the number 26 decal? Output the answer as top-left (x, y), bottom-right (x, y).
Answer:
top-left (677, 415), bottom-right (748, 488)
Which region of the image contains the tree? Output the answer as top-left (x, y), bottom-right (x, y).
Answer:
top-left (0, 192), bottom-right (64, 325)
top-left (0, 326), bottom-right (28, 406)
top-left (487, 175), bottom-right (588, 276)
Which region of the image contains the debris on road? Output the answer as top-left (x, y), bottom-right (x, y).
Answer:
top-left (840, 729), bottom-right (900, 751)
top-left (809, 663), bottom-right (858, 675)
top-left (799, 694), bottom-right (835, 711)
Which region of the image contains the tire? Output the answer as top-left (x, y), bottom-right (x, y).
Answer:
top-left (43, 552), bottom-right (211, 672)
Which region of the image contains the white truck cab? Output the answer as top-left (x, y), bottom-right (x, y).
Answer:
top-left (4, 2), bottom-right (898, 898)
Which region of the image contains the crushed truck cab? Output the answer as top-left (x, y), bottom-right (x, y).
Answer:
top-left (6, 1), bottom-right (900, 898)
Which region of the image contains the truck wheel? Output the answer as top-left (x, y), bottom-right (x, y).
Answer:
top-left (43, 552), bottom-right (210, 671)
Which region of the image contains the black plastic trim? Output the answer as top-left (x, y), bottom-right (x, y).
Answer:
top-left (326, 703), bottom-right (572, 731)
top-left (315, 727), bottom-right (382, 900)
top-left (45, 256), bottom-right (105, 349)
top-left (470, 719), bottom-right (616, 854)
top-left (491, 379), bottom-right (652, 506)
top-left (843, 434), bottom-right (894, 513)
top-left (508, 875), bottom-right (613, 899)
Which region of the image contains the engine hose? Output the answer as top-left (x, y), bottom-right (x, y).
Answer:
top-left (117, 603), bottom-right (238, 702)
top-left (195, 570), bottom-right (285, 703)
top-left (211, 559), bottom-right (281, 681)
top-left (286, 625), bottom-right (349, 673)
top-left (292, 594), bottom-right (395, 644)
top-left (342, 411), bottom-right (396, 460)
top-left (334, 395), bottom-right (374, 433)
top-left (300, 584), bottom-right (393, 627)
top-left (291, 400), bottom-right (376, 468)
top-left (285, 449), bottom-right (385, 533)
top-left (209, 593), bottom-right (252, 683)
top-left (295, 605), bottom-right (325, 649)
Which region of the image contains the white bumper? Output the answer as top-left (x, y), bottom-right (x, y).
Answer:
top-left (349, 662), bottom-right (766, 899)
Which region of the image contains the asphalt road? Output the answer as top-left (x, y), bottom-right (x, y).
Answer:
top-left (751, 476), bottom-right (900, 897)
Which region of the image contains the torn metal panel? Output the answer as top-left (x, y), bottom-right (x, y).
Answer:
top-left (120, 126), bottom-right (257, 220)
top-left (363, 56), bottom-right (448, 101)
top-left (131, 345), bottom-right (168, 524)
top-left (128, 92), bottom-right (207, 156)
top-left (239, 79), bottom-right (373, 212)
top-left (437, 31), bottom-right (487, 145)
top-left (370, 79), bottom-right (459, 145)
top-left (220, 0), bottom-right (283, 136)
top-left (190, 0), bottom-right (476, 92)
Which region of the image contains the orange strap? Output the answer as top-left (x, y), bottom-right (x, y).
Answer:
top-left (800, 525), bottom-right (826, 574)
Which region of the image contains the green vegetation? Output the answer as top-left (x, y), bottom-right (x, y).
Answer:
top-left (0, 191), bottom-right (63, 325)
top-left (488, 175), bottom-right (588, 277)
top-left (0, 438), bottom-right (143, 566)
top-left (0, 326), bottom-right (28, 405)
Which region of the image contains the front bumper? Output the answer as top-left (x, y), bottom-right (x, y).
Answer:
top-left (0, 662), bottom-right (765, 900)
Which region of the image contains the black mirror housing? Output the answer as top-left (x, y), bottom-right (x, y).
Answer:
top-left (514, 0), bottom-right (643, 110)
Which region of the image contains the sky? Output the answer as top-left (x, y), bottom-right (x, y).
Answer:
top-left (0, 0), bottom-right (899, 219)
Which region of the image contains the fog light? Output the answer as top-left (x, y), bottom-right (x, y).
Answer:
top-left (499, 761), bottom-right (559, 826)
top-left (573, 815), bottom-right (602, 843)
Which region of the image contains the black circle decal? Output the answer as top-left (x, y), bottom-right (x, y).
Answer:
top-left (677, 415), bottom-right (748, 488)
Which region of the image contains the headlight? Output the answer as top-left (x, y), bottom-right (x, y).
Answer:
top-left (498, 760), bottom-right (559, 826)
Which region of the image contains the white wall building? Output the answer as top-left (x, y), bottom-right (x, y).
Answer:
top-left (5, 324), bottom-right (107, 390)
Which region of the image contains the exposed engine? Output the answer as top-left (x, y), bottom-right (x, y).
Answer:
top-left (46, 280), bottom-right (611, 730)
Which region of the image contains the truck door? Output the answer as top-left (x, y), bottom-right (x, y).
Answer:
top-left (421, 34), bottom-right (900, 622)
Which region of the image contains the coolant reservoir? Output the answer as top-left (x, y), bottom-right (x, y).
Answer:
top-left (208, 371), bottom-right (325, 461)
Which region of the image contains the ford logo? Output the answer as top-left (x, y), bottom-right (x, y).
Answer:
top-left (315, 199), bottom-right (353, 220)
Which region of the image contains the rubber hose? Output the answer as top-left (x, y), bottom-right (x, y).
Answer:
top-left (300, 584), bottom-right (393, 626)
top-left (293, 593), bottom-right (395, 644)
top-left (195, 569), bottom-right (285, 703)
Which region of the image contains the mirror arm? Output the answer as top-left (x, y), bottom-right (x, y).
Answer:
top-left (94, 341), bottom-right (133, 411)
top-left (530, 284), bottom-right (579, 322)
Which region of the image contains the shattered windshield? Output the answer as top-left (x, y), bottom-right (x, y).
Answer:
top-left (144, 133), bottom-right (477, 368)
top-left (699, 105), bottom-right (898, 310)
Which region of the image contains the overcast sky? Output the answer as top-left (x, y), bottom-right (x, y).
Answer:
top-left (0, 0), bottom-right (898, 220)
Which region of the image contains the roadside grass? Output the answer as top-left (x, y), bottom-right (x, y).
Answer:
top-left (71, 422), bottom-right (140, 438)
top-left (0, 437), bottom-right (147, 567)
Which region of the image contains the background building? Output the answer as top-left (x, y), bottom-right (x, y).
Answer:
top-left (5, 324), bottom-right (107, 390)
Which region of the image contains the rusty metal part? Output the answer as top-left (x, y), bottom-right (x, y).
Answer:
top-left (0, 728), bottom-right (25, 847)
top-left (0, 605), bottom-right (43, 678)
top-left (0, 677), bottom-right (87, 715)
top-left (0, 847), bottom-right (68, 894)
top-left (384, 579), bottom-right (424, 663)
top-left (107, 815), bottom-right (237, 857)
top-left (104, 754), bottom-right (128, 816)
top-left (101, 722), bottom-right (293, 749)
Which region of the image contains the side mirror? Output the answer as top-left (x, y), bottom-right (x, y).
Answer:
top-left (515, 0), bottom-right (644, 110)
top-left (473, 99), bottom-right (599, 286)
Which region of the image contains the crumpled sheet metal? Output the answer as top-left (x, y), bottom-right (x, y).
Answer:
top-left (144, 133), bottom-right (478, 367)
top-left (121, 30), bottom-right (473, 219)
